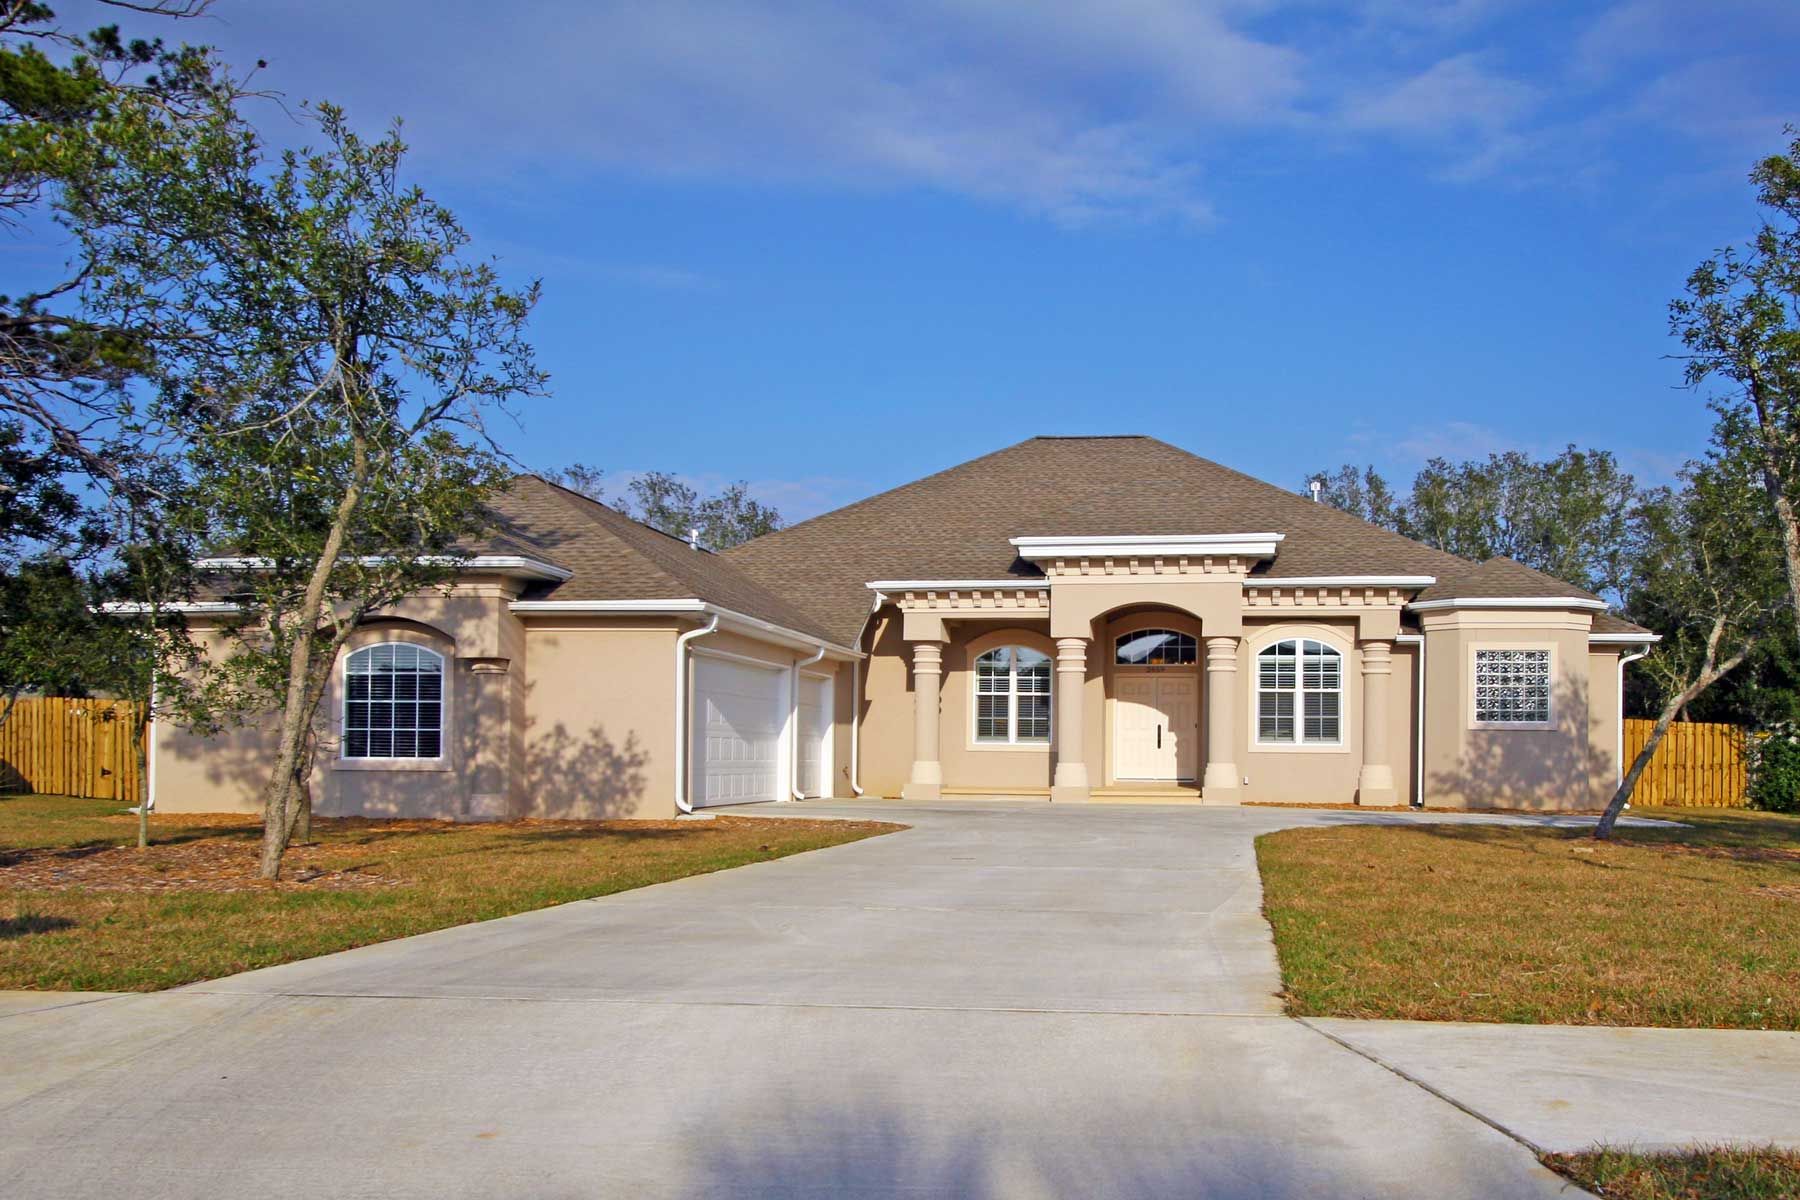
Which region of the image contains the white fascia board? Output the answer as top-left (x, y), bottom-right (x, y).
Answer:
top-left (1589, 632), bottom-right (1661, 645)
top-left (97, 601), bottom-right (242, 615)
top-left (509, 599), bottom-right (859, 658)
top-left (1407, 596), bottom-right (1608, 612)
top-left (1010, 533), bottom-right (1285, 560)
top-left (510, 599), bottom-right (707, 614)
top-left (865, 579), bottom-right (1050, 591)
top-left (1244, 575), bottom-right (1436, 589)
top-left (1393, 633), bottom-right (1424, 644)
top-left (196, 554), bottom-right (572, 582)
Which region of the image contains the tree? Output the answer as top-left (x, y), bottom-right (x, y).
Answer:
top-left (542, 461), bottom-right (605, 502)
top-left (547, 465), bottom-right (783, 549)
top-left (1596, 449), bottom-right (1785, 838)
top-left (1671, 128), bottom-right (1800, 645)
top-left (1303, 464), bottom-right (1404, 531)
top-left (0, 2), bottom-right (239, 780)
top-left (1306, 448), bottom-right (1640, 597)
top-left (84, 103), bottom-right (544, 878)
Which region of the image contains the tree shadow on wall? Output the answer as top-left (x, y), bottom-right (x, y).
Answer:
top-left (1427, 675), bottom-right (1614, 812)
top-left (522, 712), bottom-right (649, 819)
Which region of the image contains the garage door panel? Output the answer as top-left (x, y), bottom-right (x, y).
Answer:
top-left (693, 657), bottom-right (785, 807)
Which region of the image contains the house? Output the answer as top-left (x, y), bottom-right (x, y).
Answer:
top-left (151, 435), bottom-right (1657, 818)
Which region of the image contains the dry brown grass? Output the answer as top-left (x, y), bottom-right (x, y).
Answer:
top-left (1256, 807), bottom-right (1800, 1028)
top-left (0, 795), bottom-right (897, 991)
top-left (1543, 1145), bottom-right (1800, 1199)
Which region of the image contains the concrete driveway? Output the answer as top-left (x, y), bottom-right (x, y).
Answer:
top-left (0, 800), bottom-right (1664, 1198)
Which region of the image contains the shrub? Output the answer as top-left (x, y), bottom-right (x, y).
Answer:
top-left (1746, 726), bottom-right (1800, 813)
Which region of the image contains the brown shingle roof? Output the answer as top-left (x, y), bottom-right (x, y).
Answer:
top-left (488, 476), bottom-right (838, 643)
top-left (1412, 556), bottom-right (1601, 604)
top-left (724, 435), bottom-right (1491, 645)
top-left (1591, 611), bottom-right (1656, 637)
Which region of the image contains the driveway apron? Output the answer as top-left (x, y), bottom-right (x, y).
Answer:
top-left (0, 801), bottom-right (1584, 1199)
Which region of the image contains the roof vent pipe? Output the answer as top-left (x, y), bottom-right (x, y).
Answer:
top-left (687, 527), bottom-right (701, 550)
top-left (1309, 478), bottom-right (1323, 503)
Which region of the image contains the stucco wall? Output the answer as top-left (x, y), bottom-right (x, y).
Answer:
top-left (1419, 610), bottom-right (1598, 809)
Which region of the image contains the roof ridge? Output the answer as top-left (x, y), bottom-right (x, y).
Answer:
top-left (520, 473), bottom-right (712, 554)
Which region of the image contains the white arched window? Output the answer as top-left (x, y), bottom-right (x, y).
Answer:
top-left (1256, 638), bottom-right (1342, 745)
top-left (1115, 628), bottom-right (1197, 665)
top-left (343, 642), bottom-right (445, 759)
top-left (974, 646), bottom-right (1051, 744)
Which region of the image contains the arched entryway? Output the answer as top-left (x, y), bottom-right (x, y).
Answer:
top-left (1104, 610), bottom-right (1205, 787)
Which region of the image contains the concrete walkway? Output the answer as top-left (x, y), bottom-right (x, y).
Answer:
top-left (0, 800), bottom-right (1777, 1198)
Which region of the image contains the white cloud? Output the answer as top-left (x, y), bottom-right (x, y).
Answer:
top-left (66, 0), bottom-right (1800, 222)
top-left (1343, 53), bottom-right (1539, 137)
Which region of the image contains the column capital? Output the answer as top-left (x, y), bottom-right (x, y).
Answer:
top-left (1359, 639), bottom-right (1393, 675)
top-left (1204, 635), bottom-right (1239, 672)
top-left (1054, 636), bottom-right (1089, 670)
top-left (910, 641), bottom-right (944, 673)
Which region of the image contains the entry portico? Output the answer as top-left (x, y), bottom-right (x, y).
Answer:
top-left (875, 533), bottom-right (1414, 806)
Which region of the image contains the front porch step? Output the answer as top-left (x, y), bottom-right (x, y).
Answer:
top-left (1089, 786), bottom-right (1234, 806)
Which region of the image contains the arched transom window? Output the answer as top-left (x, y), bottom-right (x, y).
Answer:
top-left (974, 646), bottom-right (1051, 744)
top-left (1115, 629), bottom-right (1197, 666)
top-left (344, 642), bottom-right (445, 759)
top-left (1256, 638), bottom-right (1342, 745)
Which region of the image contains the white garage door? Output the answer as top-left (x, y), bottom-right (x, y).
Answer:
top-left (797, 674), bottom-right (832, 799)
top-left (692, 655), bottom-right (786, 807)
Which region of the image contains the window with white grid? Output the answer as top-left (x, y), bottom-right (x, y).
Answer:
top-left (1473, 648), bottom-right (1551, 726)
top-left (974, 646), bottom-right (1051, 744)
top-left (343, 642), bottom-right (445, 759)
top-left (1256, 639), bottom-right (1342, 745)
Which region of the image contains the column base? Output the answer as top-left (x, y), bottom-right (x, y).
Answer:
top-left (1202, 762), bottom-right (1241, 792)
top-left (1050, 784), bottom-right (1092, 804)
top-left (901, 781), bottom-right (942, 802)
top-left (1357, 764), bottom-right (1398, 807)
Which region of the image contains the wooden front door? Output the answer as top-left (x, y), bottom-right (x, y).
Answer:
top-left (1114, 675), bottom-right (1199, 782)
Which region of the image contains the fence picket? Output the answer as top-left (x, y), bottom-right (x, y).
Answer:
top-left (0, 697), bottom-right (144, 801)
top-left (1623, 717), bottom-right (1747, 807)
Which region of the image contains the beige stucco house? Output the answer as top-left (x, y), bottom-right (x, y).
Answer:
top-left (153, 436), bottom-right (1656, 819)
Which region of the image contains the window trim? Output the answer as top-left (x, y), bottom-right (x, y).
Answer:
top-left (1114, 628), bottom-right (1198, 667)
top-left (336, 638), bottom-right (452, 770)
top-left (970, 643), bottom-right (1054, 750)
top-left (1469, 643), bottom-right (1557, 730)
top-left (1252, 635), bottom-right (1346, 750)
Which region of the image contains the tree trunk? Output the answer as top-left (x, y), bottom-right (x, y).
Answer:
top-left (1747, 379), bottom-right (1800, 644)
top-left (1596, 704), bottom-right (1679, 839)
top-left (258, 439), bottom-right (368, 880)
top-left (1595, 626), bottom-right (1748, 839)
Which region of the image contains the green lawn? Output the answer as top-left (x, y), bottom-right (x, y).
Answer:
top-left (1256, 807), bottom-right (1800, 1028)
top-left (0, 794), bottom-right (896, 991)
top-left (1544, 1145), bottom-right (1800, 1200)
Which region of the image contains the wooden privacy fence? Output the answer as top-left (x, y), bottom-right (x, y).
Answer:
top-left (1622, 718), bottom-right (1749, 808)
top-left (0, 697), bottom-right (146, 801)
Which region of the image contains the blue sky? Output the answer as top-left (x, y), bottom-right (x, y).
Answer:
top-left (60, 0), bottom-right (1800, 519)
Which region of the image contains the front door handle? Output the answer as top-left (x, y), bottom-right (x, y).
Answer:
top-left (1156, 724), bottom-right (1162, 749)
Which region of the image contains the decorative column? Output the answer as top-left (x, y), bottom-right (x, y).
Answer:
top-left (1051, 636), bottom-right (1091, 803)
top-left (1202, 636), bottom-right (1240, 797)
top-left (1357, 640), bottom-right (1400, 807)
top-left (901, 640), bottom-right (945, 802)
top-left (464, 658), bottom-right (513, 820)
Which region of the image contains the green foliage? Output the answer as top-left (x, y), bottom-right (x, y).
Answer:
top-left (1746, 727), bottom-right (1800, 813)
top-left (547, 464), bottom-right (784, 549)
top-left (1306, 446), bottom-right (1641, 596)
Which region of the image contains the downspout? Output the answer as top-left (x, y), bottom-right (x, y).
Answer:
top-left (1397, 634), bottom-right (1426, 808)
top-left (790, 643), bottom-right (827, 800)
top-left (673, 614), bottom-right (721, 814)
top-left (851, 598), bottom-right (882, 797)
top-left (1617, 649), bottom-right (1649, 790)
top-left (848, 655), bottom-right (864, 796)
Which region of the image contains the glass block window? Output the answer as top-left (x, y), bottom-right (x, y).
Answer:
top-left (343, 642), bottom-right (445, 759)
top-left (1474, 649), bottom-right (1551, 725)
top-left (1256, 639), bottom-right (1342, 745)
top-left (1115, 629), bottom-right (1197, 666)
top-left (974, 646), bottom-right (1051, 744)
